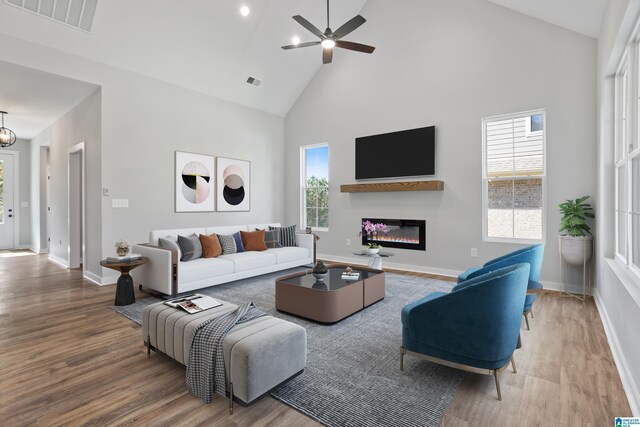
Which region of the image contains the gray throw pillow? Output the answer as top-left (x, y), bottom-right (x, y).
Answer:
top-left (257, 228), bottom-right (283, 249)
top-left (269, 225), bottom-right (298, 247)
top-left (217, 234), bottom-right (237, 255)
top-left (158, 236), bottom-right (182, 259)
top-left (177, 234), bottom-right (202, 261)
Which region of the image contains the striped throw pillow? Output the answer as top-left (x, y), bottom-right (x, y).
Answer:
top-left (269, 225), bottom-right (298, 247)
top-left (217, 234), bottom-right (237, 255)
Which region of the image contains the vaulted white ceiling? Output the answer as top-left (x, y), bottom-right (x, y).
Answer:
top-left (486, 0), bottom-right (607, 38)
top-left (0, 60), bottom-right (99, 139)
top-left (0, 0), bottom-right (605, 127)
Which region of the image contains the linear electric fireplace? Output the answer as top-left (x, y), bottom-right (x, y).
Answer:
top-left (361, 218), bottom-right (426, 251)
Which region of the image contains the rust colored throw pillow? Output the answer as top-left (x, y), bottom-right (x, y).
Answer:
top-left (199, 233), bottom-right (222, 258)
top-left (240, 230), bottom-right (267, 251)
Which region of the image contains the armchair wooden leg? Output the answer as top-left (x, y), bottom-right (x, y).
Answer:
top-left (494, 371), bottom-right (502, 401)
top-left (400, 347), bottom-right (406, 371)
top-left (530, 308), bottom-right (534, 318)
top-left (511, 356), bottom-right (517, 374)
top-left (524, 312), bottom-right (530, 330)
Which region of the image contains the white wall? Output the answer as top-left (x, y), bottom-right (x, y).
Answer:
top-left (596, 0), bottom-right (640, 416)
top-left (30, 90), bottom-right (102, 275)
top-left (285, 0), bottom-right (597, 284)
top-left (0, 33), bottom-right (285, 284)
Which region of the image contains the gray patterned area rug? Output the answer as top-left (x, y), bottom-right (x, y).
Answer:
top-left (113, 268), bottom-right (463, 427)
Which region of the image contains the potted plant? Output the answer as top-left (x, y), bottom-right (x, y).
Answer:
top-left (558, 196), bottom-right (594, 266)
top-left (366, 242), bottom-right (381, 255)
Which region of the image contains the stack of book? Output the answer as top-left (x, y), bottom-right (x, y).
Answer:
top-left (104, 253), bottom-right (143, 263)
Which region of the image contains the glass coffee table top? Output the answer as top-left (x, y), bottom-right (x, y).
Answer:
top-left (280, 266), bottom-right (380, 291)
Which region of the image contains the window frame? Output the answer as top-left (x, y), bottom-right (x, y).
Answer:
top-left (481, 109), bottom-right (547, 244)
top-left (300, 143), bottom-right (329, 232)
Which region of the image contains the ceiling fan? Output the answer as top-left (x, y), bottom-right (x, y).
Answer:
top-left (281, 0), bottom-right (375, 64)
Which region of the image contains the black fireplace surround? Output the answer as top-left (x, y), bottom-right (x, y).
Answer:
top-left (361, 218), bottom-right (426, 251)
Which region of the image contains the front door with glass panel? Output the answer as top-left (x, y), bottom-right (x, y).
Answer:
top-left (0, 153), bottom-right (15, 249)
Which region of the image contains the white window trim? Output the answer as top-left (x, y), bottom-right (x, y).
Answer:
top-left (300, 142), bottom-right (329, 232)
top-left (524, 115), bottom-right (543, 137)
top-left (481, 109), bottom-right (547, 244)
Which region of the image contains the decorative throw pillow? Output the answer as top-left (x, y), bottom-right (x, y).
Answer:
top-left (199, 233), bottom-right (222, 258)
top-left (258, 229), bottom-right (283, 249)
top-left (217, 234), bottom-right (237, 255)
top-left (269, 225), bottom-right (298, 247)
top-left (240, 230), bottom-right (267, 251)
top-left (232, 232), bottom-right (245, 253)
top-left (177, 234), bottom-right (202, 262)
top-left (158, 236), bottom-right (182, 259)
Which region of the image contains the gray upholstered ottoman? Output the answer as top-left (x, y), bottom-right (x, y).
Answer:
top-left (142, 300), bottom-right (306, 412)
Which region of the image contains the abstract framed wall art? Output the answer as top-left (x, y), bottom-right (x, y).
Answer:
top-left (216, 157), bottom-right (250, 212)
top-left (175, 151), bottom-right (215, 212)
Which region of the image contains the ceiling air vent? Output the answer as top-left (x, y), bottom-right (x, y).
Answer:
top-left (4, 0), bottom-right (99, 32)
top-left (246, 77), bottom-right (261, 87)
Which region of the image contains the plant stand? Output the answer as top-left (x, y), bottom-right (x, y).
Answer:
top-left (559, 236), bottom-right (592, 301)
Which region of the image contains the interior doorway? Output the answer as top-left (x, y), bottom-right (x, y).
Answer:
top-left (68, 142), bottom-right (85, 270)
top-left (0, 151), bottom-right (19, 250)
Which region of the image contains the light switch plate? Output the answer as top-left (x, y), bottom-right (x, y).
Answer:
top-left (112, 199), bottom-right (129, 208)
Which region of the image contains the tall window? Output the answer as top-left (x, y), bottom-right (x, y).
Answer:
top-left (301, 144), bottom-right (329, 231)
top-left (482, 110), bottom-right (546, 242)
top-left (614, 43), bottom-right (640, 275)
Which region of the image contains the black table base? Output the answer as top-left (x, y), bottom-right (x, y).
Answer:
top-left (114, 273), bottom-right (135, 306)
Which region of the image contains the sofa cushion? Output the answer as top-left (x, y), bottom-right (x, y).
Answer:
top-left (159, 236), bottom-right (182, 259)
top-left (179, 257), bottom-right (235, 283)
top-left (270, 225), bottom-right (298, 247)
top-left (241, 230), bottom-right (267, 251)
top-left (218, 234), bottom-right (237, 255)
top-left (266, 247), bottom-right (310, 264)
top-left (218, 252), bottom-right (277, 273)
top-left (177, 234), bottom-right (202, 261)
top-left (262, 229), bottom-right (283, 249)
top-left (233, 232), bottom-right (245, 253)
top-left (199, 234), bottom-right (222, 258)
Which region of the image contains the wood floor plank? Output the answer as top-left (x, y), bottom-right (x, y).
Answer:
top-left (0, 251), bottom-right (631, 427)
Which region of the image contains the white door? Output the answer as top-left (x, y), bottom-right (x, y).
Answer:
top-left (0, 153), bottom-right (15, 249)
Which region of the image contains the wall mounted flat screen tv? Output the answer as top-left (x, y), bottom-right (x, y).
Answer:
top-left (355, 126), bottom-right (435, 179)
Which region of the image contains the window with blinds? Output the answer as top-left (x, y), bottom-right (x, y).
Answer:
top-left (482, 110), bottom-right (545, 242)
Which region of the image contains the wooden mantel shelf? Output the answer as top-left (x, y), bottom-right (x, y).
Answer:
top-left (340, 180), bottom-right (444, 193)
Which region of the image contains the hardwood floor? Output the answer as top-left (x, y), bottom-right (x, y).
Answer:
top-left (0, 252), bottom-right (631, 426)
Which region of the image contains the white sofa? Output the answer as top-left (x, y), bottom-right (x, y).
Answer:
top-left (132, 223), bottom-right (314, 296)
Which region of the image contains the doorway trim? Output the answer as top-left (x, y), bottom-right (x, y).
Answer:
top-left (68, 142), bottom-right (85, 275)
top-left (0, 150), bottom-right (20, 250)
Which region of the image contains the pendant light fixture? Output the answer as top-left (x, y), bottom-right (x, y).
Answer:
top-left (0, 111), bottom-right (17, 148)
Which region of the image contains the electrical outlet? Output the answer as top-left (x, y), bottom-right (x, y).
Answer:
top-left (346, 238), bottom-right (351, 246)
top-left (103, 187), bottom-right (110, 196)
top-left (471, 248), bottom-right (478, 258)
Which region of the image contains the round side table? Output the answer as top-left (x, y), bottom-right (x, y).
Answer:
top-left (100, 257), bottom-right (149, 306)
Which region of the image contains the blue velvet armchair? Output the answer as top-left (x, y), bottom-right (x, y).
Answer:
top-left (457, 244), bottom-right (544, 329)
top-left (401, 264), bottom-right (530, 400)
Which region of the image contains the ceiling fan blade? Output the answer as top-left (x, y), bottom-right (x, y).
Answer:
top-left (293, 15), bottom-right (325, 39)
top-left (335, 40), bottom-right (375, 54)
top-left (323, 48), bottom-right (333, 64)
top-left (332, 15), bottom-right (366, 39)
top-left (281, 41), bottom-right (321, 50)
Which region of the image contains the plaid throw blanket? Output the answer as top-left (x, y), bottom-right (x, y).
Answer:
top-left (186, 302), bottom-right (267, 403)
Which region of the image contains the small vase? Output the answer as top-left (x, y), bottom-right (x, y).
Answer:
top-left (117, 247), bottom-right (129, 257)
top-left (367, 248), bottom-right (380, 255)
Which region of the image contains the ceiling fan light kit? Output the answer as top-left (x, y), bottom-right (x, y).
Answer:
top-left (0, 111), bottom-right (17, 148)
top-left (281, 0), bottom-right (375, 64)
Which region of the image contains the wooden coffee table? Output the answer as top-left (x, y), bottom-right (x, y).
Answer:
top-left (275, 264), bottom-right (385, 324)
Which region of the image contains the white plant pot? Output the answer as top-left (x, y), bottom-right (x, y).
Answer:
top-left (367, 248), bottom-right (380, 255)
top-left (559, 235), bottom-right (593, 266)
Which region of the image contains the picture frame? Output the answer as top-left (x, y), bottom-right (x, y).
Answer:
top-left (216, 156), bottom-right (251, 212)
top-left (175, 151), bottom-right (216, 212)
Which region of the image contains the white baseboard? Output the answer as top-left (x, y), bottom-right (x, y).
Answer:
top-left (594, 292), bottom-right (640, 416)
top-left (48, 253), bottom-right (69, 268)
top-left (317, 253), bottom-right (462, 278)
top-left (540, 280), bottom-right (591, 295)
top-left (29, 246), bottom-right (49, 254)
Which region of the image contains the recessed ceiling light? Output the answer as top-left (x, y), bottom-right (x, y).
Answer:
top-left (240, 6), bottom-right (250, 17)
top-left (292, 36), bottom-right (300, 45)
